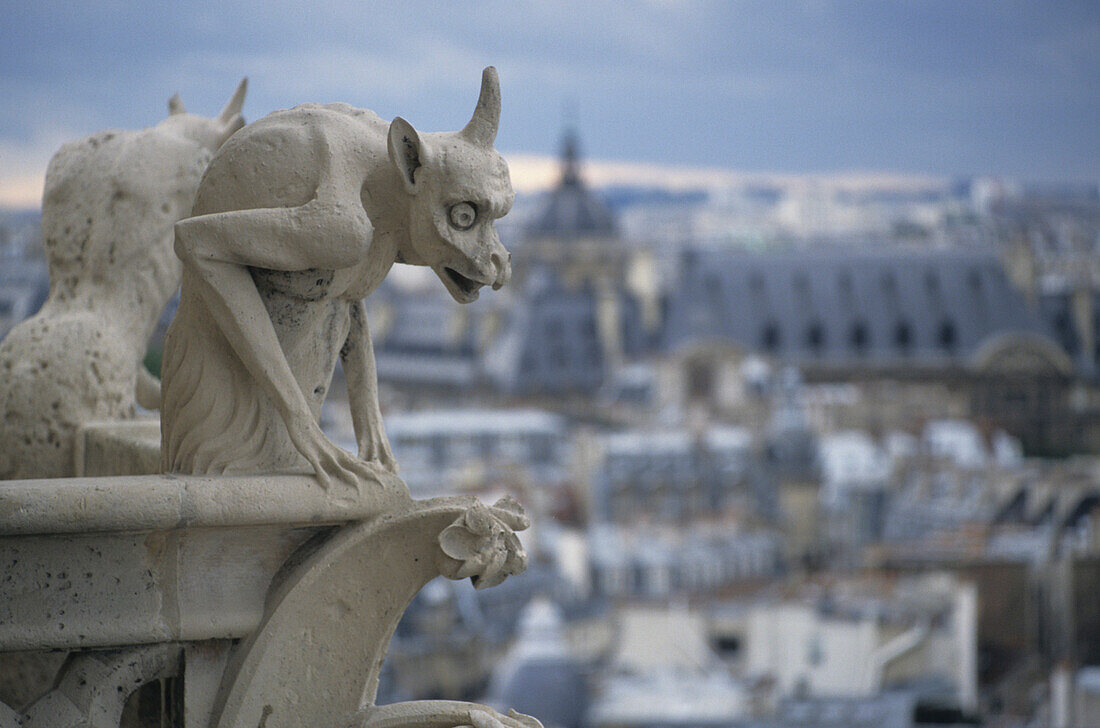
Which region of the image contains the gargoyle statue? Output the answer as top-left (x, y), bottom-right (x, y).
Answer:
top-left (0, 79), bottom-right (247, 479)
top-left (161, 67), bottom-right (513, 489)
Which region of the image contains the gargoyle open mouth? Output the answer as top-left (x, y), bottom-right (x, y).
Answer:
top-left (444, 267), bottom-right (485, 297)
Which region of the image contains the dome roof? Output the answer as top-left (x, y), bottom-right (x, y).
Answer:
top-left (494, 660), bottom-right (588, 728)
top-left (527, 130), bottom-right (616, 240)
top-left (486, 599), bottom-right (588, 728)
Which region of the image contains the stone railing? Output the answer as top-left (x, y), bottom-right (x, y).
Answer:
top-left (1, 462), bottom-right (535, 727)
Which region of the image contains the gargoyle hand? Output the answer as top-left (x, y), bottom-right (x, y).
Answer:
top-left (285, 410), bottom-right (379, 490)
top-left (438, 496), bottom-right (529, 589)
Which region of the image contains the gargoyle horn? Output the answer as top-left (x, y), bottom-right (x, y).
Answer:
top-left (217, 77), bottom-right (248, 125)
top-left (168, 93), bottom-right (186, 115)
top-left (461, 66), bottom-right (500, 147)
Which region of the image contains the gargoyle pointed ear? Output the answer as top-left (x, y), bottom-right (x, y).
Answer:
top-left (388, 116), bottom-right (423, 195)
top-left (217, 78), bottom-right (248, 125)
top-left (168, 93), bottom-right (186, 115)
top-left (461, 66), bottom-right (500, 147)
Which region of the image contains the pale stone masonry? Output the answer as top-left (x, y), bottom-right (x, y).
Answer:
top-left (0, 68), bottom-right (540, 728)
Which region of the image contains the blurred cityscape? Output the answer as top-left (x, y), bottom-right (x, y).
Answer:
top-left (3, 129), bottom-right (1100, 727)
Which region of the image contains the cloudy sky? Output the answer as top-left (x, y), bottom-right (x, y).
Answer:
top-left (2, 1), bottom-right (1098, 207)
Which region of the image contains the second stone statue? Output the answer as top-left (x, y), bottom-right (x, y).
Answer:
top-left (161, 67), bottom-right (514, 490)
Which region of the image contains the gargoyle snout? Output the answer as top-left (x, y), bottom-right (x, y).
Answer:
top-left (490, 250), bottom-right (511, 290)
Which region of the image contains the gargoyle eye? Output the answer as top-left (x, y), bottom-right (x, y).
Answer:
top-left (448, 202), bottom-right (477, 230)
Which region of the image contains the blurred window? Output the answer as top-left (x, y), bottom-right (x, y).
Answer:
top-left (521, 349), bottom-right (538, 372)
top-left (762, 322), bottom-right (782, 351)
top-left (894, 320), bottom-right (913, 350)
top-left (530, 434), bottom-right (554, 464)
top-left (793, 271), bottom-right (809, 297)
top-left (838, 270), bottom-right (853, 295)
top-left (938, 319), bottom-right (957, 351)
top-left (881, 270), bottom-right (897, 294)
top-left (850, 320), bottom-right (870, 352)
top-left (806, 321), bottom-right (825, 352)
top-left (476, 433), bottom-right (495, 458)
top-left (706, 273), bottom-right (722, 299)
top-left (749, 271), bottom-right (765, 296)
top-left (430, 435), bottom-right (447, 469)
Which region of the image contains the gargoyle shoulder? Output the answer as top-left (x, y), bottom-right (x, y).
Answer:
top-left (192, 105), bottom-right (383, 215)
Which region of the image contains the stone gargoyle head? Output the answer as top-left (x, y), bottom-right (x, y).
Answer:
top-left (387, 67), bottom-right (514, 303)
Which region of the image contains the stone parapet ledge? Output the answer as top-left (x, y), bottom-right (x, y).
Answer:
top-left (0, 470), bottom-right (414, 652)
top-left (0, 470), bottom-right (411, 537)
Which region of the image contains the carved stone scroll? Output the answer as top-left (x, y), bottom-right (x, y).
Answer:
top-left (213, 496), bottom-right (529, 727)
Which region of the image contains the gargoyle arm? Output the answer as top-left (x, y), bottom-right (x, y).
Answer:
top-left (173, 198), bottom-right (369, 272)
top-left (342, 298), bottom-right (397, 472)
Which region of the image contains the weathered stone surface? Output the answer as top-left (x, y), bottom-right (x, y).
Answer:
top-left (0, 471), bottom-right (410, 651)
top-left (75, 420), bottom-right (161, 477)
top-left (0, 81), bottom-right (247, 480)
top-left (0, 525), bottom-right (314, 651)
top-left (20, 644), bottom-right (181, 728)
top-left (0, 471), bottom-right (408, 537)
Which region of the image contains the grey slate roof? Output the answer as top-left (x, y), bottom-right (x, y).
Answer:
top-left (770, 693), bottom-right (916, 728)
top-left (367, 278), bottom-right (488, 386)
top-left (664, 247), bottom-right (1059, 370)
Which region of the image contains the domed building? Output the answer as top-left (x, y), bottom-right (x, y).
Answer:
top-left (484, 599), bottom-right (589, 728)
top-left (484, 129), bottom-right (662, 397)
top-left (520, 128), bottom-right (620, 285)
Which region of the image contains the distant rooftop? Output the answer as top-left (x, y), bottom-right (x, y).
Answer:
top-left (385, 408), bottom-right (565, 438)
top-left (665, 247), bottom-right (1060, 371)
top-left (526, 128), bottom-right (617, 240)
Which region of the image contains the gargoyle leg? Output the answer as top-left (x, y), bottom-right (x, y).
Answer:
top-left (342, 299), bottom-right (396, 471)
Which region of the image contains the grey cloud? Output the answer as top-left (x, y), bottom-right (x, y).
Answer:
top-left (1, 0), bottom-right (1098, 194)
